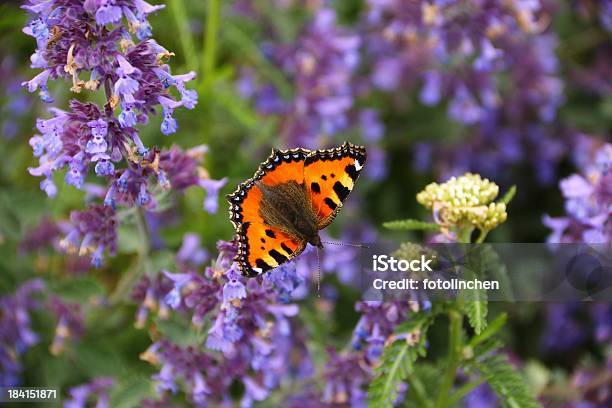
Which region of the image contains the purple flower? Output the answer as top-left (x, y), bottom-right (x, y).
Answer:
top-left (64, 377), bottom-right (114, 408)
top-left (85, 119), bottom-right (109, 154)
top-left (176, 233), bottom-right (209, 266)
top-left (48, 296), bottom-right (84, 356)
top-left (448, 85), bottom-right (484, 125)
top-left (162, 270), bottom-right (193, 309)
top-left (21, 69), bottom-right (53, 103)
top-left (223, 265), bottom-right (247, 304)
top-left (464, 383), bottom-right (499, 408)
top-left (60, 205), bottom-right (118, 267)
top-left (544, 141), bottom-right (611, 244)
top-left (21, 0), bottom-right (199, 235)
top-left (0, 280), bottom-right (45, 386)
top-left (95, 0), bottom-right (122, 25)
top-left (420, 71), bottom-right (441, 106)
top-left (158, 96), bottom-right (182, 135)
top-left (118, 102), bottom-right (138, 127)
top-left (199, 177), bottom-right (228, 213)
top-left (359, 109), bottom-right (384, 142)
top-left (114, 55), bottom-right (141, 98)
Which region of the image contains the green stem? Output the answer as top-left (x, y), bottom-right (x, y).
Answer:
top-left (457, 225), bottom-right (474, 244)
top-left (202, 0), bottom-right (220, 90)
top-left (475, 228), bottom-right (489, 243)
top-left (407, 376), bottom-right (432, 408)
top-left (168, 0), bottom-right (198, 71)
top-left (109, 208), bottom-right (152, 304)
top-left (447, 377), bottom-right (486, 406)
top-left (434, 310), bottom-right (463, 408)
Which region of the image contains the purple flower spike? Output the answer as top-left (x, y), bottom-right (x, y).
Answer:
top-left (22, 0), bottom-right (200, 273)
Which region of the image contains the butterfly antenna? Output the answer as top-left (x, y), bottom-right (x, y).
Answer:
top-left (316, 246), bottom-right (321, 298)
top-left (320, 241), bottom-right (370, 248)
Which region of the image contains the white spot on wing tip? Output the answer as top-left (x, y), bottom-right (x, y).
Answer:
top-left (253, 267), bottom-right (263, 274)
top-left (355, 159), bottom-right (363, 171)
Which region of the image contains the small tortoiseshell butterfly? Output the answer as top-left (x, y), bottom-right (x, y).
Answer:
top-left (227, 142), bottom-right (367, 277)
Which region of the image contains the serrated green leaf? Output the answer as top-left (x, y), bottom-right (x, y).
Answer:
top-left (383, 219), bottom-right (441, 231)
top-left (368, 312), bottom-right (435, 408)
top-left (481, 245), bottom-right (514, 301)
top-left (465, 299), bottom-right (487, 335)
top-left (461, 249), bottom-right (488, 334)
top-left (469, 313), bottom-right (507, 348)
top-left (475, 354), bottom-right (541, 408)
top-left (500, 185), bottom-right (517, 205)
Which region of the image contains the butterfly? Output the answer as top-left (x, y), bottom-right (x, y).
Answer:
top-left (227, 142), bottom-right (367, 277)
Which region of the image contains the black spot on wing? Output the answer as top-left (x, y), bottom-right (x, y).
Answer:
top-left (321, 175), bottom-right (327, 181)
top-left (269, 249), bottom-right (288, 265)
top-left (345, 164), bottom-right (358, 181)
top-left (256, 258), bottom-right (273, 271)
top-left (281, 243), bottom-right (293, 255)
top-left (324, 197), bottom-right (337, 210)
top-left (333, 181), bottom-right (350, 202)
top-left (265, 229), bottom-right (276, 239)
top-left (311, 182), bottom-right (321, 194)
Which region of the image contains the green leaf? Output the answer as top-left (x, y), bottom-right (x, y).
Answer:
top-left (481, 245), bottom-right (514, 301)
top-left (465, 299), bottom-right (487, 335)
top-left (461, 248), bottom-right (488, 334)
top-left (368, 312), bottom-right (434, 408)
top-left (383, 219), bottom-right (441, 231)
top-left (110, 376), bottom-right (154, 408)
top-left (469, 313), bottom-right (507, 348)
top-left (475, 354), bottom-right (541, 408)
top-left (500, 185), bottom-right (517, 205)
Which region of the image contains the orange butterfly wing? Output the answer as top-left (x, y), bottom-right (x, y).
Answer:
top-left (304, 142), bottom-right (367, 229)
top-left (228, 148), bottom-right (310, 277)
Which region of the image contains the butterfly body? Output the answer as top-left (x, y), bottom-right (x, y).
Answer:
top-left (228, 142), bottom-right (366, 277)
top-left (257, 180), bottom-right (322, 248)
